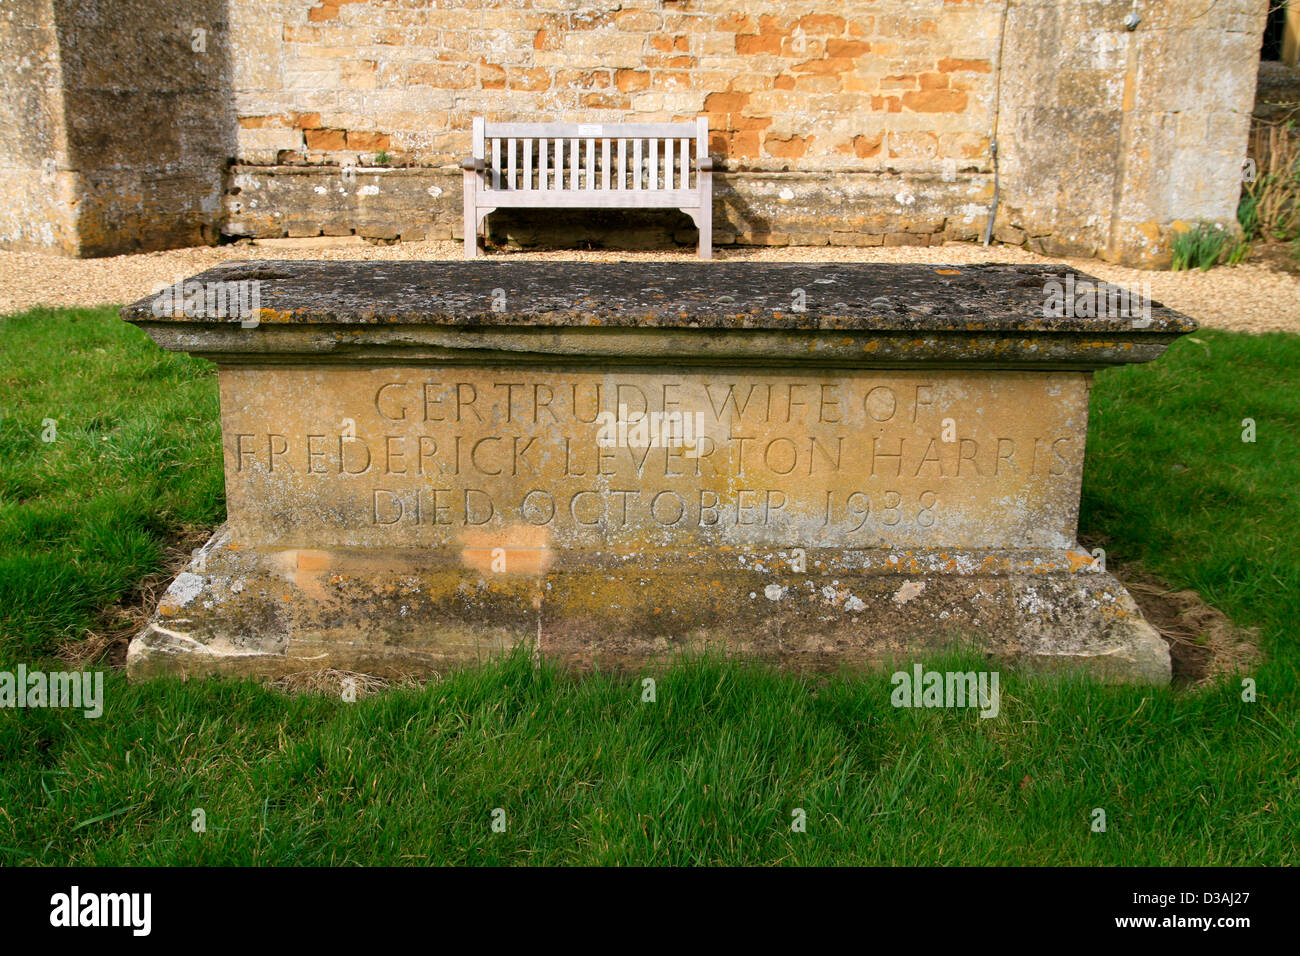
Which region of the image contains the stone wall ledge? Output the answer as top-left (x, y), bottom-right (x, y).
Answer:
top-left (230, 163), bottom-right (994, 178)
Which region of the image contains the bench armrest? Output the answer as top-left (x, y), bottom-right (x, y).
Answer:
top-left (461, 156), bottom-right (485, 172)
top-left (697, 156), bottom-right (713, 172)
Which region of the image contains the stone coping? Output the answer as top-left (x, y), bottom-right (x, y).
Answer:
top-left (122, 261), bottom-right (1194, 370)
top-left (123, 260), bottom-right (1194, 333)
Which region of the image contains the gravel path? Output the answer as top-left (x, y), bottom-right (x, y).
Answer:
top-left (1, 238), bottom-right (1295, 333)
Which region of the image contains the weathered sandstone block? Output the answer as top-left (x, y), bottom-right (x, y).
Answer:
top-left (122, 262), bottom-right (1193, 682)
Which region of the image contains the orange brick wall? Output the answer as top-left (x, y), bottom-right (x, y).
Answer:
top-left (230, 0), bottom-right (999, 174)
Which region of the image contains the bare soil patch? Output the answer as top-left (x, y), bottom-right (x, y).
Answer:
top-left (57, 524), bottom-right (213, 670)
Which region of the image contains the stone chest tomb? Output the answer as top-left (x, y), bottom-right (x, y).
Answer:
top-left (121, 261), bottom-right (1194, 683)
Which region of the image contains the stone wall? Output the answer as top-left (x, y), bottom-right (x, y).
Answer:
top-left (226, 0), bottom-right (1003, 248)
top-left (0, 0), bottom-right (235, 256)
top-left (995, 0), bottom-right (1266, 261)
top-left (0, 0), bottom-right (77, 254)
top-left (0, 0), bottom-right (1270, 265)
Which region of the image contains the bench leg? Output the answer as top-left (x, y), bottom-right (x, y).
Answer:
top-left (462, 171), bottom-right (477, 259)
top-left (463, 214), bottom-right (477, 259)
top-left (696, 173), bottom-right (713, 259)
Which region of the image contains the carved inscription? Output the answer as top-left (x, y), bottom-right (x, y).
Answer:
top-left (219, 368), bottom-right (1089, 550)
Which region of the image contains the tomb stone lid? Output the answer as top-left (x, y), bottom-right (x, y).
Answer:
top-left (122, 260), bottom-right (1195, 370)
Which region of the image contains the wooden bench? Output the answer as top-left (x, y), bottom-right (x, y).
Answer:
top-left (461, 117), bottom-right (713, 259)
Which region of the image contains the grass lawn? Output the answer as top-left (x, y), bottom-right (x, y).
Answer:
top-left (0, 306), bottom-right (1295, 865)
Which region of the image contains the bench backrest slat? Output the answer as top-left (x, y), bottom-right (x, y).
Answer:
top-left (483, 121), bottom-right (694, 139)
top-left (473, 118), bottom-right (706, 194)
